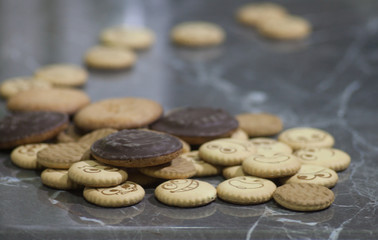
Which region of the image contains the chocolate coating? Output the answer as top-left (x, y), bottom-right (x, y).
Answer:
top-left (149, 107), bottom-right (239, 138)
top-left (0, 111), bottom-right (68, 148)
top-left (91, 129), bottom-right (183, 160)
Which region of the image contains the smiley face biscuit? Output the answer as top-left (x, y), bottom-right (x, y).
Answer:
top-left (34, 64), bottom-right (88, 87)
top-left (236, 2), bottom-right (287, 27)
top-left (180, 151), bottom-right (221, 177)
top-left (273, 183), bottom-right (335, 211)
top-left (150, 107), bottom-right (239, 145)
top-left (91, 129), bottom-right (183, 168)
top-left (242, 152), bottom-right (301, 178)
top-left (281, 164), bottom-right (338, 188)
top-left (74, 98), bottom-right (163, 132)
top-left (83, 181), bottom-right (145, 207)
top-left (294, 147), bottom-right (351, 172)
top-left (0, 76), bottom-right (52, 99)
top-left (199, 138), bottom-right (256, 166)
top-left (155, 179), bottom-right (217, 207)
top-left (278, 127), bottom-right (335, 150)
top-left (41, 169), bottom-right (82, 190)
top-left (249, 138), bottom-right (292, 154)
top-left (100, 26), bottom-right (155, 50)
top-left (217, 176), bottom-right (276, 205)
top-left (11, 144), bottom-right (48, 169)
top-left (84, 46), bottom-right (137, 70)
top-left (236, 113), bottom-right (283, 137)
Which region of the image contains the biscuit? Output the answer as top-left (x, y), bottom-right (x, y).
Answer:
top-left (37, 142), bottom-right (89, 169)
top-left (236, 2), bottom-right (287, 27)
top-left (84, 46), bottom-right (137, 70)
top-left (180, 151), bottom-right (221, 177)
top-left (155, 179), bottom-right (217, 207)
top-left (100, 26), bottom-right (155, 50)
top-left (78, 128), bottom-right (118, 145)
top-left (68, 160), bottom-right (127, 187)
top-left (230, 128), bottom-right (249, 141)
top-left (34, 64), bottom-right (88, 87)
top-left (57, 124), bottom-right (82, 143)
top-left (171, 21), bottom-right (225, 47)
top-left (217, 176), bottom-right (276, 205)
top-left (278, 127), bottom-right (335, 150)
top-left (41, 169), bottom-right (82, 190)
top-left (222, 165), bottom-right (248, 179)
top-left (11, 144), bottom-right (48, 169)
top-left (199, 138), bottom-right (256, 166)
top-left (7, 88), bottom-right (90, 115)
top-left (249, 137), bottom-right (292, 154)
top-left (281, 164), bottom-right (338, 188)
top-left (242, 152), bottom-right (301, 178)
top-left (273, 183), bottom-right (335, 211)
top-left (138, 156), bottom-right (196, 179)
top-left (258, 15), bottom-right (311, 40)
top-left (0, 76), bottom-right (52, 99)
top-left (91, 129), bottom-right (183, 168)
top-left (236, 113), bottom-right (283, 137)
top-left (74, 97), bottom-right (163, 132)
top-left (179, 139), bottom-right (191, 153)
top-left (83, 181), bottom-right (145, 207)
top-left (0, 111), bottom-right (68, 149)
top-left (150, 107), bottom-right (239, 145)
top-left (126, 168), bottom-right (163, 187)
top-left (294, 147), bottom-right (351, 172)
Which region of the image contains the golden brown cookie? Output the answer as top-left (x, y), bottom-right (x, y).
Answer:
top-left (0, 76), bottom-right (52, 99)
top-left (74, 98), bottom-right (163, 132)
top-left (273, 183), bottom-right (335, 211)
top-left (180, 151), bottom-right (221, 177)
top-left (84, 46), bottom-right (137, 70)
top-left (41, 169), bottom-right (82, 190)
top-left (171, 21), bottom-right (225, 47)
top-left (56, 124), bottom-right (82, 143)
top-left (7, 88), bottom-right (90, 115)
top-left (11, 144), bottom-right (48, 169)
top-left (100, 26), bottom-right (155, 50)
top-left (236, 113), bottom-right (283, 137)
top-left (34, 64), bottom-right (88, 87)
top-left (37, 142), bottom-right (89, 169)
top-left (236, 2), bottom-right (287, 27)
top-left (278, 127), bottom-right (335, 150)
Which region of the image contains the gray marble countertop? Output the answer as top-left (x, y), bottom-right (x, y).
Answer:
top-left (1, 0), bottom-right (378, 239)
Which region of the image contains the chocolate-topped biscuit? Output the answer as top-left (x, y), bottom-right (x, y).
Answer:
top-left (149, 107), bottom-right (239, 145)
top-left (0, 111), bottom-right (68, 149)
top-left (91, 129), bottom-right (183, 168)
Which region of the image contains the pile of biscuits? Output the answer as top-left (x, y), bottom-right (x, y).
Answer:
top-left (0, 101), bottom-right (350, 211)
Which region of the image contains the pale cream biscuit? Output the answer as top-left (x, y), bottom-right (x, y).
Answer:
top-left (78, 128), bottom-right (118, 145)
top-left (222, 165), bottom-right (248, 179)
top-left (7, 88), bottom-right (90, 115)
top-left (68, 160), bottom-right (127, 187)
top-left (281, 164), bottom-right (338, 188)
top-left (83, 181), bottom-right (145, 207)
top-left (41, 169), bottom-right (82, 190)
top-left (180, 151), bottom-right (222, 177)
top-left (258, 15), bottom-right (311, 40)
top-left (171, 21), bottom-right (225, 47)
top-left (294, 147), bottom-right (351, 172)
top-left (236, 113), bottom-right (283, 137)
top-left (199, 138), bottom-right (256, 166)
top-left (217, 176), bottom-right (276, 205)
top-left (249, 137), bottom-right (292, 154)
top-left (138, 156), bottom-right (196, 180)
top-left (155, 179), bottom-right (217, 207)
top-left (11, 144), bottom-right (48, 169)
top-left (278, 127), bottom-right (335, 150)
top-left (230, 128), bottom-right (249, 141)
top-left (100, 26), bottom-right (155, 50)
top-left (273, 183), bottom-right (335, 211)
top-left (242, 152), bottom-right (301, 178)
top-left (74, 98), bottom-right (163, 131)
top-left (84, 46), bottom-right (137, 70)
top-left (34, 64), bottom-right (88, 87)
top-left (236, 2), bottom-right (287, 27)
top-left (0, 77), bottom-right (52, 99)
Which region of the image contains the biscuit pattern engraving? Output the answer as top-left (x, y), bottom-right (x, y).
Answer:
top-left (78, 164), bottom-right (119, 173)
top-left (229, 177), bottom-right (264, 189)
top-left (297, 148), bottom-right (336, 161)
top-left (287, 131), bottom-right (326, 143)
top-left (18, 144), bottom-right (45, 156)
top-left (297, 169), bottom-right (332, 180)
top-left (161, 179), bottom-right (199, 193)
top-left (252, 153), bottom-right (290, 164)
top-left (99, 183), bottom-right (137, 195)
top-left (206, 144), bottom-right (237, 154)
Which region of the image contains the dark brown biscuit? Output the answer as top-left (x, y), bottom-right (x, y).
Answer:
top-left (149, 107), bottom-right (239, 145)
top-left (91, 129), bottom-right (183, 168)
top-left (0, 111), bottom-right (68, 149)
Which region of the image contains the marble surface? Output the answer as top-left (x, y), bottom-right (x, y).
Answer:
top-left (1, 0), bottom-right (378, 239)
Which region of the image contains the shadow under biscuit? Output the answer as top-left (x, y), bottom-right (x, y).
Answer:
top-left (216, 200), bottom-right (267, 218)
top-left (158, 202), bottom-right (217, 220)
top-left (270, 207), bottom-right (335, 224)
